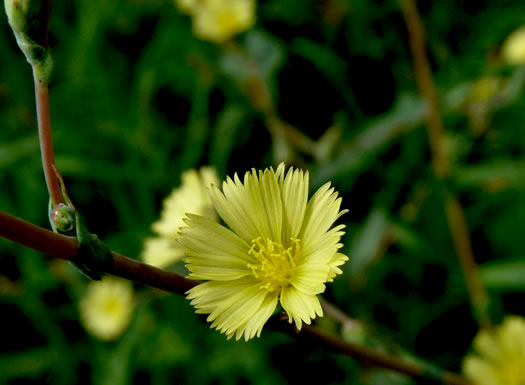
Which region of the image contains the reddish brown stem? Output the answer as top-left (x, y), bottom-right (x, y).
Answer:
top-left (0, 211), bottom-right (196, 293)
top-left (0, 210), bottom-right (472, 384)
top-left (35, 83), bottom-right (63, 205)
top-left (269, 316), bottom-right (472, 385)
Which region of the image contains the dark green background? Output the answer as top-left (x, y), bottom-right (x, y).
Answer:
top-left (1, 0), bottom-right (525, 384)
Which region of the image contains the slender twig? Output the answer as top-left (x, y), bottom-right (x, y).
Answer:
top-left (0, 210), bottom-right (472, 384)
top-left (265, 113), bottom-right (317, 157)
top-left (230, 41), bottom-right (318, 158)
top-left (401, 0), bottom-right (448, 178)
top-left (269, 318), bottom-right (472, 385)
top-left (321, 297), bottom-right (358, 326)
top-left (35, 83), bottom-right (63, 205)
top-left (445, 195), bottom-right (489, 323)
top-left (401, 0), bottom-right (490, 327)
top-left (0, 211), bottom-right (195, 293)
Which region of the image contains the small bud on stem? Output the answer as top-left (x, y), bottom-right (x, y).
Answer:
top-left (4, 0), bottom-right (53, 85)
top-left (49, 203), bottom-right (75, 233)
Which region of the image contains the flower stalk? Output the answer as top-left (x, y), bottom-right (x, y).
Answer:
top-left (35, 83), bottom-right (63, 205)
top-left (4, 0), bottom-right (64, 206)
top-left (0, 209), bottom-right (472, 384)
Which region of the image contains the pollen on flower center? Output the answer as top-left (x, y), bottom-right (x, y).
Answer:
top-left (247, 237), bottom-right (300, 292)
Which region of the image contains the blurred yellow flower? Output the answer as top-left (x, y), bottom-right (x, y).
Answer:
top-left (79, 277), bottom-right (135, 341)
top-left (463, 316), bottom-right (525, 385)
top-left (179, 163), bottom-right (348, 341)
top-left (501, 26), bottom-right (525, 65)
top-left (466, 76), bottom-right (505, 136)
top-left (176, 0), bottom-right (199, 13)
top-left (141, 167), bottom-right (219, 269)
top-left (175, 0), bottom-right (256, 43)
top-left (469, 77), bottom-right (503, 103)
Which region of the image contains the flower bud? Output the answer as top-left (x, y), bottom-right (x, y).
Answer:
top-left (502, 26), bottom-right (525, 65)
top-left (4, 0), bottom-right (53, 85)
top-left (50, 203), bottom-right (75, 233)
top-left (4, 0), bottom-right (42, 35)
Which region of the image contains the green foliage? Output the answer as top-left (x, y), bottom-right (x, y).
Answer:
top-left (1, 0), bottom-right (525, 384)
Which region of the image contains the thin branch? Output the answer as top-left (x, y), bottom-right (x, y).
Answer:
top-left (35, 83), bottom-right (63, 205)
top-left (236, 43), bottom-right (318, 159)
top-left (401, 0), bottom-right (490, 327)
top-left (269, 316), bottom-right (472, 385)
top-left (0, 211), bottom-right (196, 294)
top-left (321, 297), bottom-right (358, 326)
top-left (0, 210), bottom-right (471, 384)
top-left (29, 0), bottom-right (63, 206)
top-left (401, 0), bottom-right (448, 178)
top-left (445, 195), bottom-right (490, 324)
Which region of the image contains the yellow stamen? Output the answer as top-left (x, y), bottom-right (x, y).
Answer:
top-left (247, 237), bottom-right (301, 292)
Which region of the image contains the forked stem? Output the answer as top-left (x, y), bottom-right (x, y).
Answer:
top-left (0, 210), bottom-right (472, 385)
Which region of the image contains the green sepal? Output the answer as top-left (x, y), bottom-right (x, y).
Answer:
top-left (74, 215), bottom-right (113, 281)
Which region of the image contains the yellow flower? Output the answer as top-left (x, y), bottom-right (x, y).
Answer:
top-left (79, 277), bottom-right (135, 341)
top-left (463, 316), bottom-right (525, 385)
top-left (179, 163), bottom-right (348, 341)
top-left (175, 0), bottom-right (199, 14)
top-left (501, 26), bottom-right (525, 65)
top-left (176, 0), bottom-right (256, 43)
top-left (141, 167), bottom-right (219, 269)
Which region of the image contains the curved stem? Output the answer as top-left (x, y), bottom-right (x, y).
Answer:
top-left (0, 210), bottom-right (472, 384)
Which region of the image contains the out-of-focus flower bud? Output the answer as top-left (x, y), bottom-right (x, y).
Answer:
top-left (502, 26), bottom-right (525, 65)
top-left (79, 277), bottom-right (135, 341)
top-left (175, 0), bottom-right (256, 44)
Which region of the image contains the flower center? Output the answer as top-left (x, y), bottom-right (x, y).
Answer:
top-left (247, 237), bottom-right (300, 292)
top-left (217, 10), bottom-right (240, 35)
top-left (103, 297), bottom-right (121, 316)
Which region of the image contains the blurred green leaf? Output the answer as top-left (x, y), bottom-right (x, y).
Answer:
top-left (481, 258), bottom-right (525, 291)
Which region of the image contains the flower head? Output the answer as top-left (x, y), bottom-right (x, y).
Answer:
top-left (502, 26), bottom-right (525, 65)
top-left (179, 164), bottom-right (348, 341)
top-left (79, 277), bottom-right (135, 341)
top-left (141, 167), bottom-right (219, 268)
top-left (463, 316), bottom-right (525, 385)
top-left (175, 0), bottom-right (256, 44)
